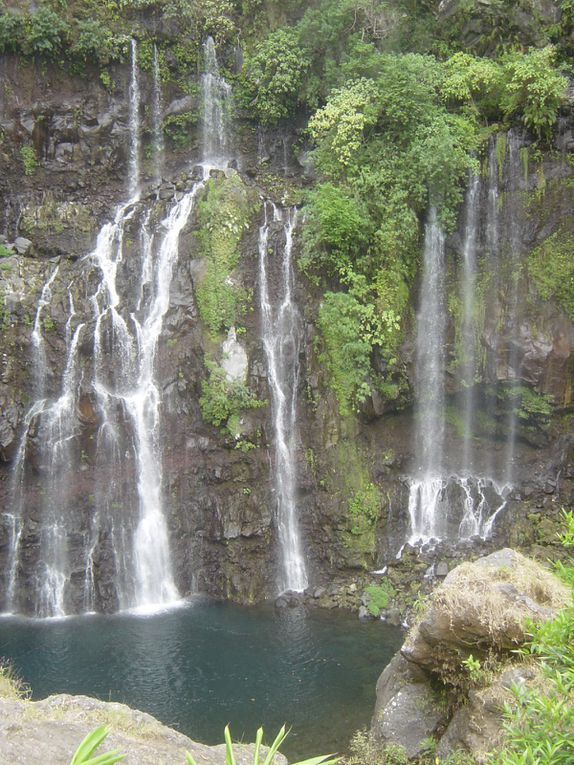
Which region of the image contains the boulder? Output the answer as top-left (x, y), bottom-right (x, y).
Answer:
top-left (13, 237), bottom-right (33, 255)
top-left (370, 549), bottom-right (568, 761)
top-left (402, 548), bottom-right (569, 672)
top-left (371, 654), bottom-right (447, 759)
top-left (436, 665), bottom-right (543, 763)
top-left (0, 694), bottom-right (287, 765)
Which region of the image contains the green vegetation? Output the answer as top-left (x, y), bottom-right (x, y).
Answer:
top-left (364, 581), bottom-right (396, 617)
top-left (187, 724), bottom-right (338, 765)
top-left (195, 173), bottom-right (258, 335)
top-left (199, 361), bottom-right (265, 435)
top-left (70, 726), bottom-right (125, 765)
top-left (71, 724), bottom-right (338, 765)
top-left (528, 230), bottom-right (574, 323)
top-left (493, 511), bottom-right (574, 765)
top-left (0, 662), bottom-right (29, 700)
top-left (348, 482), bottom-right (381, 537)
top-left (20, 145), bottom-right (37, 176)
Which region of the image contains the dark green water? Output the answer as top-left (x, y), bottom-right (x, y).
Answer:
top-left (0, 599), bottom-right (402, 759)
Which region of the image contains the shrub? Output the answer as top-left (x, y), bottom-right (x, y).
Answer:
top-left (70, 21), bottom-right (122, 67)
top-left (20, 146), bottom-right (37, 176)
top-left (0, 12), bottom-right (25, 54)
top-left (500, 46), bottom-right (567, 137)
top-left (301, 183), bottom-right (372, 277)
top-left (490, 512), bottom-right (574, 765)
top-left (199, 361), bottom-right (265, 433)
top-left (364, 582), bottom-right (396, 617)
top-left (348, 482), bottom-right (381, 536)
top-left (241, 28), bottom-right (309, 124)
top-left (23, 7), bottom-right (70, 58)
top-left (317, 291), bottom-right (373, 416)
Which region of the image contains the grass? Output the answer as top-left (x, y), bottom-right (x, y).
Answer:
top-left (0, 662), bottom-right (29, 700)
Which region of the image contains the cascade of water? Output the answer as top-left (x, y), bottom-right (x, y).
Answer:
top-left (503, 130), bottom-right (523, 485)
top-left (201, 36), bottom-right (232, 165)
top-left (460, 175), bottom-right (481, 471)
top-left (258, 202), bottom-right (308, 594)
top-left (128, 38), bottom-right (141, 198)
top-left (31, 264), bottom-right (59, 397)
top-left (34, 323), bottom-right (85, 618)
top-left (3, 399), bottom-right (46, 614)
top-left (152, 44), bottom-right (164, 185)
top-left (408, 209), bottom-right (447, 543)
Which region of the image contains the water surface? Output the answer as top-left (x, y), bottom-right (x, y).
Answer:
top-left (0, 600), bottom-right (402, 759)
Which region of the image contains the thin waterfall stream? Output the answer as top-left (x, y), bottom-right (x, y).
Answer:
top-left (258, 203), bottom-right (308, 594)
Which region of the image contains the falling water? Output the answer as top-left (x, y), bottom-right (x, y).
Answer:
top-left (503, 131), bottom-right (524, 485)
top-left (128, 38), bottom-right (141, 198)
top-left (460, 175), bottom-right (480, 471)
top-left (201, 36), bottom-right (232, 165)
top-left (31, 264), bottom-right (59, 397)
top-left (152, 44), bottom-right (164, 185)
top-left (34, 324), bottom-right (85, 618)
top-left (258, 203), bottom-right (308, 594)
top-left (3, 37), bottom-right (201, 616)
top-left (408, 209), bottom-right (447, 543)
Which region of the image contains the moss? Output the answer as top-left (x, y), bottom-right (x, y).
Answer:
top-left (527, 229), bottom-right (574, 323)
top-left (364, 581), bottom-right (396, 616)
top-left (20, 197), bottom-right (94, 237)
top-left (195, 172), bottom-right (259, 336)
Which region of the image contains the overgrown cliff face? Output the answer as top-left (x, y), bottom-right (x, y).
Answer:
top-left (0, 0), bottom-right (574, 614)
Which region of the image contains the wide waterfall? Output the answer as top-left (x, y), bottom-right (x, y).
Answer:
top-left (407, 133), bottom-right (529, 547)
top-left (2, 40), bottom-right (208, 616)
top-left (258, 203), bottom-right (308, 594)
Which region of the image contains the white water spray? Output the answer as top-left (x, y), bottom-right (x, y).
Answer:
top-left (258, 203), bottom-right (308, 593)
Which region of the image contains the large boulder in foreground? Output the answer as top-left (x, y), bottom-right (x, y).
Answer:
top-left (402, 548), bottom-right (569, 672)
top-left (0, 694), bottom-right (287, 765)
top-left (371, 548), bottom-right (569, 761)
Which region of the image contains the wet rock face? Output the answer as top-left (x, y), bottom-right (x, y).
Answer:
top-left (0, 50), bottom-right (573, 616)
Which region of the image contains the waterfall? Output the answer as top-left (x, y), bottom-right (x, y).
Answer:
top-left (201, 36), bottom-right (232, 165)
top-left (460, 175), bottom-right (480, 471)
top-left (2, 37), bottom-right (205, 617)
top-left (152, 44), bottom-right (164, 185)
top-left (408, 209), bottom-right (447, 543)
top-left (31, 263), bottom-right (59, 396)
top-left (258, 203), bottom-right (308, 594)
top-left (128, 39), bottom-right (141, 199)
top-left (502, 131), bottom-right (524, 484)
top-left (406, 133), bottom-right (531, 548)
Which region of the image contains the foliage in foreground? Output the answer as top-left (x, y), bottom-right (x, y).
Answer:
top-left (187, 724), bottom-right (338, 765)
top-left (70, 724), bottom-right (337, 765)
top-left (490, 511), bottom-right (574, 765)
top-left (70, 726), bottom-right (125, 765)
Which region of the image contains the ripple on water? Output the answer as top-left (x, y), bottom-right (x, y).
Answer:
top-left (0, 601), bottom-right (403, 759)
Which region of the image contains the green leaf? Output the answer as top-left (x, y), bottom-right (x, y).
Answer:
top-left (224, 725), bottom-right (237, 765)
top-left (70, 727), bottom-right (110, 765)
top-left (291, 755), bottom-right (340, 765)
top-left (185, 752), bottom-right (199, 765)
top-left (253, 727), bottom-right (264, 765)
top-left (262, 725), bottom-right (288, 765)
